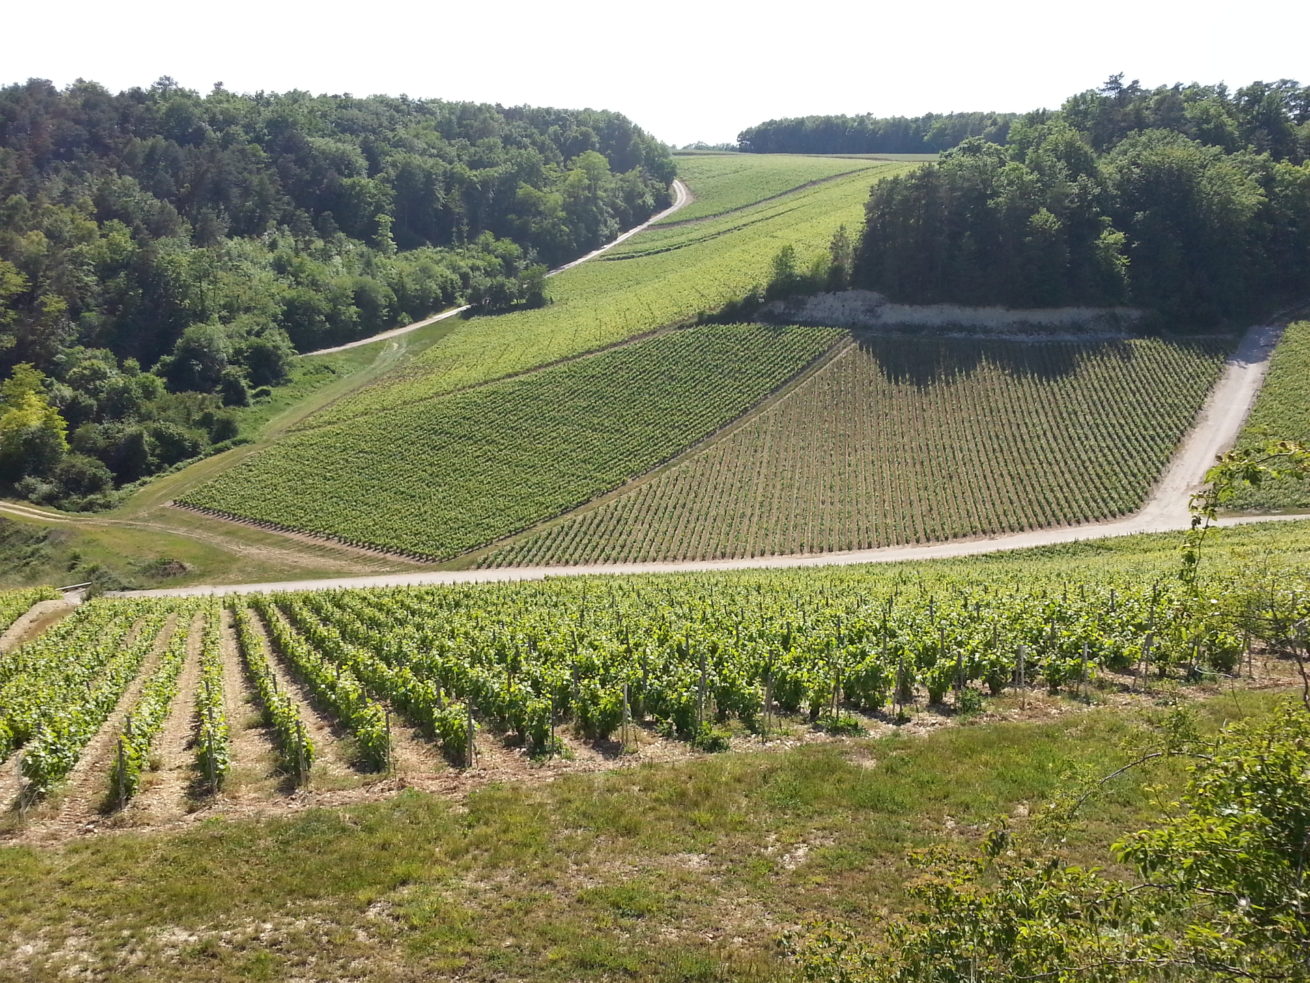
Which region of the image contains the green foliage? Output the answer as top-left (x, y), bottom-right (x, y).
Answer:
top-left (658, 154), bottom-right (886, 224)
top-left (785, 703), bottom-right (1310, 982)
top-left (180, 324), bottom-right (839, 558)
top-left (294, 162), bottom-right (904, 429)
top-left (193, 602), bottom-right (230, 793)
top-left (250, 597), bottom-right (390, 772)
top-left (0, 585), bottom-right (61, 637)
top-left (196, 553), bottom-right (1309, 766)
top-left (8, 603), bottom-right (172, 796)
top-left (1228, 320), bottom-right (1310, 510)
top-left (229, 604), bottom-right (313, 782)
top-left (109, 612), bottom-right (194, 806)
top-left (738, 112), bottom-right (1016, 154)
top-left (487, 336), bottom-right (1228, 566)
top-left (0, 80), bottom-right (676, 507)
top-left (853, 80), bottom-right (1310, 322)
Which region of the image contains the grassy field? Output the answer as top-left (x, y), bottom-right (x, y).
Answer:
top-left (178, 325), bottom-right (841, 559)
top-left (481, 335), bottom-right (1232, 565)
top-left (657, 153), bottom-right (886, 224)
top-left (1229, 319), bottom-right (1310, 512)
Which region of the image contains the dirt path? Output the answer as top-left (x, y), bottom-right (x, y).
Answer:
top-left (301, 179), bottom-right (691, 358)
top-left (0, 598), bottom-right (76, 653)
top-left (119, 313), bottom-right (1306, 598)
top-left (18, 616), bottom-right (176, 840)
top-left (123, 612), bottom-right (205, 825)
top-left (243, 607), bottom-right (363, 788)
top-left (217, 608), bottom-right (283, 800)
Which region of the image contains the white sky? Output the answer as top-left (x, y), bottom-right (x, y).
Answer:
top-left (7, 0), bottom-right (1308, 148)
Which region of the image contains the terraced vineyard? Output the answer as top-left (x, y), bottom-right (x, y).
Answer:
top-left (0, 587), bottom-right (60, 635)
top-left (1229, 319), bottom-right (1310, 512)
top-left (1, 521), bottom-right (1307, 825)
top-left (180, 324), bottom-right (840, 559)
top-left (296, 159), bottom-right (906, 430)
top-left (654, 153), bottom-right (882, 224)
top-left (483, 336), bottom-right (1232, 565)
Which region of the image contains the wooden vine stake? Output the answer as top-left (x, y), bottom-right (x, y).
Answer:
top-left (465, 700), bottom-right (476, 770)
top-left (1017, 645), bottom-right (1028, 710)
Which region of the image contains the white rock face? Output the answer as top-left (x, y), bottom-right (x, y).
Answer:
top-left (759, 290), bottom-right (1143, 339)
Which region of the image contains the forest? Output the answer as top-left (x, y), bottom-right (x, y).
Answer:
top-left (737, 111), bottom-right (1016, 155)
top-left (0, 78), bottom-right (674, 507)
top-left (848, 78), bottom-right (1310, 321)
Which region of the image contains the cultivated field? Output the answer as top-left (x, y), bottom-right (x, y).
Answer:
top-left (1228, 319), bottom-right (1310, 511)
top-left (483, 336), bottom-right (1232, 565)
top-left (0, 587), bottom-right (60, 636)
top-left (295, 160), bottom-right (905, 430)
top-left (179, 325), bottom-right (840, 558)
top-left (3, 520), bottom-right (1305, 827)
top-left (2, 521), bottom-right (1305, 980)
top-left (655, 153), bottom-right (884, 224)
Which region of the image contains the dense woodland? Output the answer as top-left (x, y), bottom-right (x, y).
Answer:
top-left (737, 111), bottom-right (1017, 155)
top-left (848, 78), bottom-right (1310, 321)
top-left (0, 78), bottom-right (674, 507)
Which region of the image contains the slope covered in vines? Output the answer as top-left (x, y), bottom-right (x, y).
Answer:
top-left (483, 335), bottom-right (1231, 565)
top-left (179, 324), bottom-right (840, 558)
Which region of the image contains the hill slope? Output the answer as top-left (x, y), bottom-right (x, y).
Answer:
top-left (482, 335), bottom-right (1231, 565)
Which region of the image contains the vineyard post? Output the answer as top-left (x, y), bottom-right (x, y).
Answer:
top-left (622, 681), bottom-right (632, 753)
top-left (763, 666), bottom-right (773, 740)
top-left (296, 718), bottom-right (308, 785)
top-left (697, 648), bottom-right (707, 733)
top-left (465, 700), bottom-right (476, 769)
top-left (385, 708), bottom-right (393, 776)
top-left (1017, 646), bottom-right (1027, 710)
top-left (1080, 641), bottom-right (1089, 698)
top-left (116, 736), bottom-right (127, 807)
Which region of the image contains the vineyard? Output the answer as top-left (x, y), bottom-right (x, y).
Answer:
top-left (178, 325), bottom-right (840, 558)
top-left (482, 336), bottom-right (1232, 565)
top-left (654, 153), bottom-right (884, 225)
top-left (0, 587), bottom-right (60, 637)
top-left (1229, 319), bottom-right (1310, 511)
top-left (292, 160), bottom-right (905, 430)
top-left (2, 519), bottom-right (1308, 829)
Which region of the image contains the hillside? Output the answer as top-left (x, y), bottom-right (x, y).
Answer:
top-left (481, 335), bottom-right (1231, 566)
top-left (0, 81), bottom-right (676, 508)
top-left (1228, 319), bottom-right (1310, 511)
top-left (178, 324), bottom-right (841, 558)
top-left (0, 519), bottom-right (1307, 979)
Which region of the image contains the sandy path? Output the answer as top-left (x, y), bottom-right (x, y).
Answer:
top-left (301, 179), bottom-right (691, 357)
top-left (120, 314), bottom-right (1304, 598)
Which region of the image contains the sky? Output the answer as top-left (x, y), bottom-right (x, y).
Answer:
top-left (6, 0), bottom-right (1308, 147)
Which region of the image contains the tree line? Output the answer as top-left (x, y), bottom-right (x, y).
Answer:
top-left (0, 78), bottom-right (674, 508)
top-left (737, 111), bottom-right (1016, 155)
top-left (846, 78), bottom-right (1310, 322)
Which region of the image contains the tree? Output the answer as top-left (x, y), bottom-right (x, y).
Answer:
top-left (0, 363), bottom-right (68, 482)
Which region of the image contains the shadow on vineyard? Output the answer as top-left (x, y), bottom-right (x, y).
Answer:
top-left (855, 334), bottom-right (1227, 387)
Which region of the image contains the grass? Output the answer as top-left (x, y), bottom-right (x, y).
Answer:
top-left (179, 325), bottom-right (841, 558)
top-left (0, 686), bottom-right (1289, 982)
top-left (1228, 319), bottom-right (1310, 512)
top-left (481, 334), bottom-right (1233, 566)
